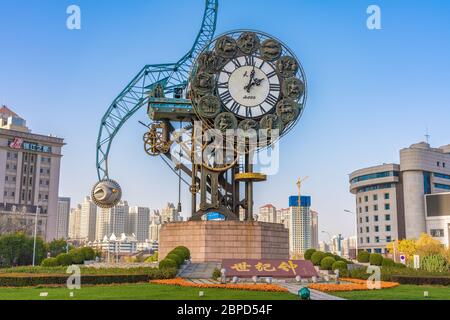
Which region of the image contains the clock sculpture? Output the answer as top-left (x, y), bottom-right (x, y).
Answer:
top-left (91, 1), bottom-right (307, 224)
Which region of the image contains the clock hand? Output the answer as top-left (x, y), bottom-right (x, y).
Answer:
top-left (245, 68), bottom-right (256, 93)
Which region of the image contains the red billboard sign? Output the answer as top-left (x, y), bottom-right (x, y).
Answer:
top-left (9, 137), bottom-right (23, 150)
top-left (222, 259), bottom-right (318, 278)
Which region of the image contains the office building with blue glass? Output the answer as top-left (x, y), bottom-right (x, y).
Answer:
top-left (350, 142), bottom-right (450, 253)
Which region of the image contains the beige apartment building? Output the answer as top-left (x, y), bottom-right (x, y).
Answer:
top-left (350, 142), bottom-right (450, 253)
top-left (0, 106), bottom-right (64, 241)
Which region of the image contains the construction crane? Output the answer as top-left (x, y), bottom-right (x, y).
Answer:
top-left (296, 176), bottom-right (309, 208)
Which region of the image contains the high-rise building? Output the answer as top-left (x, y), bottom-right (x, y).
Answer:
top-left (258, 204), bottom-right (277, 223)
top-left (0, 106), bottom-right (64, 241)
top-left (128, 206), bottom-right (150, 242)
top-left (96, 200), bottom-right (129, 240)
top-left (68, 204), bottom-right (82, 240)
top-left (79, 196), bottom-right (97, 242)
top-left (161, 203), bottom-right (181, 224)
top-left (350, 142), bottom-right (450, 253)
top-left (149, 217), bottom-right (161, 242)
top-left (319, 241), bottom-right (330, 253)
top-left (310, 210), bottom-right (319, 249)
top-left (342, 236), bottom-right (357, 259)
top-left (277, 208), bottom-right (290, 229)
top-left (288, 195), bottom-right (311, 256)
top-left (56, 197), bottom-right (70, 239)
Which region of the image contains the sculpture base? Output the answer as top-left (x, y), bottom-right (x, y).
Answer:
top-left (159, 221), bottom-right (289, 263)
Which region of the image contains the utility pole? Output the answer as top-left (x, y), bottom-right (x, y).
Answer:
top-left (32, 205), bottom-right (41, 267)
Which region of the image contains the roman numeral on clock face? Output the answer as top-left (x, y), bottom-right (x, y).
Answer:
top-left (232, 59), bottom-right (242, 68)
top-left (219, 90), bottom-right (233, 105)
top-left (217, 82), bottom-right (228, 89)
top-left (229, 101), bottom-right (241, 114)
top-left (267, 71), bottom-right (277, 79)
top-left (266, 93), bottom-right (279, 107)
top-left (245, 55), bottom-right (255, 66)
top-left (246, 107), bottom-right (253, 118)
top-left (269, 83), bottom-right (281, 92)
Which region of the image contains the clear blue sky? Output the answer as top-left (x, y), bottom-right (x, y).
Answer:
top-left (1, 0), bottom-right (449, 241)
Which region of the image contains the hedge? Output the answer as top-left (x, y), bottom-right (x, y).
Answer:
top-left (304, 249), bottom-right (316, 260)
top-left (357, 251), bottom-right (370, 263)
top-left (332, 261), bottom-right (348, 272)
top-left (0, 268), bottom-right (177, 287)
top-left (166, 253), bottom-right (184, 267)
top-left (56, 253), bottom-right (72, 266)
top-left (41, 258), bottom-right (59, 267)
top-left (173, 246), bottom-right (190, 260)
top-left (320, 257), bottom-right (336, 270)
top-left (311, 251), bottom-right (326, 266)
top-left (369, 253), bottom-right (384, 266)
top-left (390, 275), bottom-right (450, 286)
top-left (381, 258), bottom-right (395, 267)
top-left (159, 259), bottom-right (178, 270)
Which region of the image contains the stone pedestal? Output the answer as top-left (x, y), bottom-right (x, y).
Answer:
top-left (159, 221), bottom-right (289, 263)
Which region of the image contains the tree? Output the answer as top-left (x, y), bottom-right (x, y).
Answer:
top-left (48, 239), bottom-right (71, 257)
top-left (415, 233), bottom-right (444, 257)
top-left (0, 233), bottom-right (46, 267)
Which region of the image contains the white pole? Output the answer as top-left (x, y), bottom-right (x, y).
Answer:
top-left (32, 206), bottom-right (40, 266)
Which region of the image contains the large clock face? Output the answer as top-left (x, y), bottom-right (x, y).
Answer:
top-left (217, 56), bottom-right (281, 118)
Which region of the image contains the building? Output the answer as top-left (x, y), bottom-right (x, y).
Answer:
top-left (350, 142), bottom-right (450, 253)
top-left (288, 195), bottom-right (312, 256)
top-left (79, 196), bottom-right (97, 242)
top-left (424, 192), bottom-right (450, 247)
top-left (310, 210), bottom-right (319, 249)
top-left (160, 202), bottom-right (182, 224)
top-left (277, 208), bottom-right (290, 229)
top-left (91, 233), bottom-right (138, 256)
top-left (96, 200), bottom-right (129, 240)
top-left (56, 197), bottom-right (70, 239)
top-left (128, 206), bottom-right (150, 242)
top-left (342, 236), bottom-right (357, 259)
top-left (319, 241), bottom-right (330, 253)
top-left (0, 106), bottom-right (64, 241)
top-left (68, 204), bottom-right (82, 240)
top-left (258, 204), bottom-right (277, 223)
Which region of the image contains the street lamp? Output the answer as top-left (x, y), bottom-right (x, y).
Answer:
top-left (32, 204), bottom-right (41, 267)
top-left (344, 209), bottom-right (359, 260)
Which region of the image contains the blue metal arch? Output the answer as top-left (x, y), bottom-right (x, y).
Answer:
top-left (96, 0), bottom-right (219, 181)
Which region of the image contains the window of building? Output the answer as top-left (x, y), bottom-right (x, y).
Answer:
top-left (359, 217), bottom-right (362, 223)
top-left (365, 216), bottom-right (369, 223)
top-left (366, 237), bottom-right (370, 244)
top-left (374, 248), bottom-right (382, 253)
top-left (360, 227), bottom-right (363, 233)
top-left (5, 176), bottom-right (8, 182)
top-left (374, 215), bottom-right (379, 222)
top-left (359, 197), bottom-right (362, 203)
top-left (6, 164), bottom-right (9, 169)
top-left (373, 194), bottom-right (378, 201)
top-left (386, 236), bottom-right (392, 242)
top-left (359, 207), bottom-right (362, 214)
top-left (435, 183), bottom-right (450, 190)
top-left (366, 226), bottom-right (370, 233)
top-left (351, 171), bottom-right (399, 184)
top-left (3, 191), bottom-right (7, 196)
top-left (437, 161), bottom-right (440, 167)
top-left (386, 225), bottom-right (391, 232)
top-left (434, 173), bottom-right (450, 180)
top-left (375, 226), bottom-right (379, 232)
top-left (385, 214), bottom-right (391, 221)
top-left (365, 196), bottom-right (369, 202)
top-left (424, 172), bottom-right (432, 195)
top-left (375, 236), bottom-right (380, 243)
top-left (360, 237), bottom-right (363, 244)
top-left (365, 206), bottom-right (369, 213)
top-left (374, 205), bottom-right (378, 211)
top-left (430, 229), bottom-right (445, 237)
top-left (385, 203), bottom-right (391, 210)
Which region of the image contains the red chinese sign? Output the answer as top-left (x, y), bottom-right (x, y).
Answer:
top-left (222, 259), bottom-right (318, 278)
top-left (9, 137), bottom-right (23, 150)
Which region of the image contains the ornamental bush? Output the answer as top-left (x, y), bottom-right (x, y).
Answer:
top-left (79, 247), bottom-right (96, 261)
top-left (68, 249), bottom-right (85, 265)
top-left (41, 258), bottom-right (59, 267)
top-left (320, 257), bottom-right (336, 270)
top-left (395, 262), bottom-right (407, 269)
top-left (304, 249), bottom-right (316, 261)
top-left (173, 246), bottom-right (190, 260)
top-left (170, 249), bottom-right (188, 262)
top-left (212, 268), bottom-right (221, 279)
top-left (56, 253), bottom-right (72, 266)
top-left (166, 253), bottom-right (184, 266)
top-left (311, 251), bottom-right (326, 266)
top-left (421, 254), bottom-right (449, 273)
top-left (357, 251), bottom-right (370, 263)
top-left (369, 253), bottom-right (384, 266)
top-left (381, 258), bottom-right (395, 267)
top-left (332, 260), bottom-right (348, 272)
top-left (159, 258), bottom-right (178, 270)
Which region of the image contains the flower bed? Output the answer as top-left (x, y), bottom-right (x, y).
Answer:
top-left (308, 278), bottom-right (399, 292)
top-left (150, 278), bottom-right (288, 292)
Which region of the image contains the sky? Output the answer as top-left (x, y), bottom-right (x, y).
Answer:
top-left (1, 0), bottom-right (449, 241)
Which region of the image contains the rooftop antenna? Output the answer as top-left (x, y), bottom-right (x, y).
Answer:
top-left (425, 127), bottom-right (430, 144)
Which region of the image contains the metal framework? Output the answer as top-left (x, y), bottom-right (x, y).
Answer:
top-left (96, 0), bottom-right (218, 181)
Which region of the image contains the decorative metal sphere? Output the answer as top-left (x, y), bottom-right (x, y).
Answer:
top-left (91, 179), bottom-right (122, 209)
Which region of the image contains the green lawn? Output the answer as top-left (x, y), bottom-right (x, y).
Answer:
top-left (0, 283), bottom-right (298, 300)
top-left (331, 285), bottom-right (450, 300)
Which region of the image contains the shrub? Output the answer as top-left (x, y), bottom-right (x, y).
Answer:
top-left (332, 260), bottom-right (348, 272)
top-left (382, 258), bottom-right (395, 267)
top-left (145, 252), bottom-right (158, 263)
top-left (170, 249), bottom-right (188, 262)
top-left (320, 257), bottom-right (336, 270)
top-left (390, 275), bottom-right (450, 286)
top-left (395, 262), bottom-right (407, 269)
top-left (304, 249), bottom-right (316, 260)
top-left (79, 247), bottom-right (96, 261)
top-left (212, 268), bottom-right (221, 279)
top-left (357, 251), bottom-right (370, 263)
top-left (159, 259), bottom-right (178, 270)
top-left (369, 253), bottom-right (384, 266)
top-left (166, 253), bottom-right (184, 266)
top-left (173, 246), bottom-right (190, 260)
top-left (41, 258), bottom-right (59, 267)
top-left (68, 249), bottom-right (85, 265)
top-left (311, 251), bottom-right (326, 266)
top-left (421, 254), bottom-right (448, 272)
top-left (56, 253), bottom-right (72, 266)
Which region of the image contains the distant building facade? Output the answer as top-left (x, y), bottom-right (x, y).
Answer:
top-left (350, 142), bottom-right (450, 253)
top-left (258, 204), bottom-right (277, 223)
top-left (128, 206), bottom-right (150, 242)
top-left (56, 197), bottom-right (70, 239)
top-left (310, 210), bottom-right (319, 249)
top-left (288, 195), bottom-right (312, 256)
top-left (68, 204), bottom-right (82, 240)
top-left (79, 196), bottom-right (97, 242)
top-left (0, 106), bottom-right (64, 241)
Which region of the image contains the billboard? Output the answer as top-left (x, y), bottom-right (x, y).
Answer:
top-left (222, 259), bottom-right (318, 278)
top-left (425, 193), bottom-right (450, 217)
